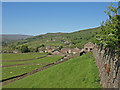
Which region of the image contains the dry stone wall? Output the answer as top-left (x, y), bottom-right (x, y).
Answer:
top-left (92, 45), bottom-right (120, 88)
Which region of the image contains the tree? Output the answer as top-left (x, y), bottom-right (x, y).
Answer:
top-left (20, 45), bottom-right (29, 53)
top-left (59, 45), bottom-right (63, 50)
top-left (95, 2), bottom-right (120, 52)
top-left (47, 52), bottom-right (52, 55)
top-left (41, 44), bottom-right (45, 47)
top-left (35, 44), bottom-right (45, 52)
top-left (29, 47), bottom-right (35, 52)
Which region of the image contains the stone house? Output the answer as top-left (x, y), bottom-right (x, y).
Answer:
top-left (52, 49), bottom-right (60, 55)
top-left (52, 51), bottom-right (61, 55)
top-left (71, 47), bottom-right (80, 54)
top-left (46, 46), bottom-right (50, 50)
top-left (61, 48), bottom-right (70, 54)
top-left (13, 50), bottom-right (18, 54)
top-left (61, 47), bottom-right (80, 55)
top-left (47, 49), bottom-right (54, 53)
top-left (38, 47), bottom-right (45, 53)
top-left (45, 46), bottom-right (56, 53)
top-left (39, 50), bottom-right (44, 53)
top-left (84, 42), bottom-right (95, 52)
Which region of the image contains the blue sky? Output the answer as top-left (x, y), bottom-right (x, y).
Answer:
top-left (2, 2), bottom-right (113, 35)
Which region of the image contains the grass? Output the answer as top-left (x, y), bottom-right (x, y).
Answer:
top-left (2, 54), bottom-right (63, 79)
top-left (2, 53), bottom-right (46, 61)
top-left (2, 56), bottom-right (63, 66)
top-left (3, 52), bottom-right (101, 88)
top-left (2, 65), bottom-right (44, 79)
top-left (3, 27), bottom-right (100, 50)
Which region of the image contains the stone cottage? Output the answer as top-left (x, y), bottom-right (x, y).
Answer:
top-left (52, 51), bottom-right (61, 55)
top-left (45, 46), bottom-right (56, 53)
top-left (61, 48), bottom-right (70, 55)
top-left (71, 47), bottom-right (80, 54)
top-left (84, 42), bottom-right (95, 52)
top-left (38, 47), bottom-right (45, 53)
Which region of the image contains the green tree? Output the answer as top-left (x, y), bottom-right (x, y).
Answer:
top-left (29, 47), bottom-right (35, 52)
top-left (41, 44), bottom-right (45, 47)
top-left (95, 2), bottom-right (120, 52)
top-left (35, 44), bottom-right (45, 52)
top-left (59, 45), bottom-right (63, 50)
top-left (20, 45), bottom-right (29, 53)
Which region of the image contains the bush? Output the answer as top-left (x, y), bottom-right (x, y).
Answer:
top-left (95, 3), bottom-right (120, 51)
top-left (29, 47), bottom-right (35, 52)
top-left (20, 45), bottom-right (29, 53)
top-left (35, 44), bottom-right (45, 52)
top-left (47, 52), bottom-right (52, 55)
top-left (59, 45), bottom-right (63, 50)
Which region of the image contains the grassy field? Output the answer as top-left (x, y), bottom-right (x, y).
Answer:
top-left (2, 53), bottom-right (46, 60)
top-left (3, 52), bottom-right (102, 88)
top-left (2, 65), bottom-right (44, 79)
top-left (2, 54), bottom-right (63, 79)
top-left (2, 55), bottom-right (63, 66)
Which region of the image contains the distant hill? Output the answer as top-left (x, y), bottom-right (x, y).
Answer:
top-left (1, 34), bottom-right (33, 42)
top-left (24, 27), bottom-right (100, 48)
top-left (2, 27), bottom-right (100, 50)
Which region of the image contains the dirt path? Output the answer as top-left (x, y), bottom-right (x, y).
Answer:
top-left (2, 56), bottom-right (47, 62)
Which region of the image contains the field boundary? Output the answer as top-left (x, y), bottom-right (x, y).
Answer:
top-left (2, 63), bottom-right (52, 67)
top-left (2, 63), bottom-right (41, 67)
top-left (1, 54), bottom-right (80, 86)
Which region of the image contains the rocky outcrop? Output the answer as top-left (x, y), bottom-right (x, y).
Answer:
top-left (92, 45), bottom-right (120, 88)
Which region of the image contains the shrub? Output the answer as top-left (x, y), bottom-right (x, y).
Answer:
top-left (20, 45), bottom-right (29, 53)
top-left (35, 44), bottom-right (45, 52)
top-left (59, 45), bottom-right (63, 50)
top-left (47, 52), bottom-right (52, 55)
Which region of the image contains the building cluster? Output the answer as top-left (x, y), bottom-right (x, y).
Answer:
top-left (37, 42), bottom-right (95, 55)
top-left (42, 47), bottom-right (81, 55)
top-left (1, 42), bottom-right (95, 55)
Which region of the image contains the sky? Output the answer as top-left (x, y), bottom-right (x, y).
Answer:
top-left (2, 2), bottom-right (117, 35)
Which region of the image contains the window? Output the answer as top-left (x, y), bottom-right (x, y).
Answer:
top-left (90, 48), bottom-right (92, 51)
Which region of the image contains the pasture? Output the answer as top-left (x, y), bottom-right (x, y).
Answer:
top-left (2, 53), bottom-right (63, 80)
top-left (2, 53), bottom-right (46, 60)
top-left (3, 52), bottom-right (102, 88)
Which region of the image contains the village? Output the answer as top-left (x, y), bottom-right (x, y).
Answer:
top-left (1, 42), bottom-right (95, 56)
top-left (1, 1), bottom-right (120, 88)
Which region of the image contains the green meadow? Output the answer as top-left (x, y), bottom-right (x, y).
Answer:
top-left (2, 54), bottom-right (63, 66)
top-left (2, 54), bottom-right (63, 79)
top-left (2, 53), bottom-right (46, 60)
top-left (3, 52), bottom-right (102, 88)
top-left (2, 65), bottom-right (44, 79)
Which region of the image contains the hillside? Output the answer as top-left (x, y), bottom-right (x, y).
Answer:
top-left (2, 27), bottom-right (100, 51)
top-left (1, 34), bottom-right (33, 42)
top-left (3, 53), bottom-right (101, 88)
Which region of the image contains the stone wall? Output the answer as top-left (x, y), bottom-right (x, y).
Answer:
top-left (92, 45), bottom-right (120, 88)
